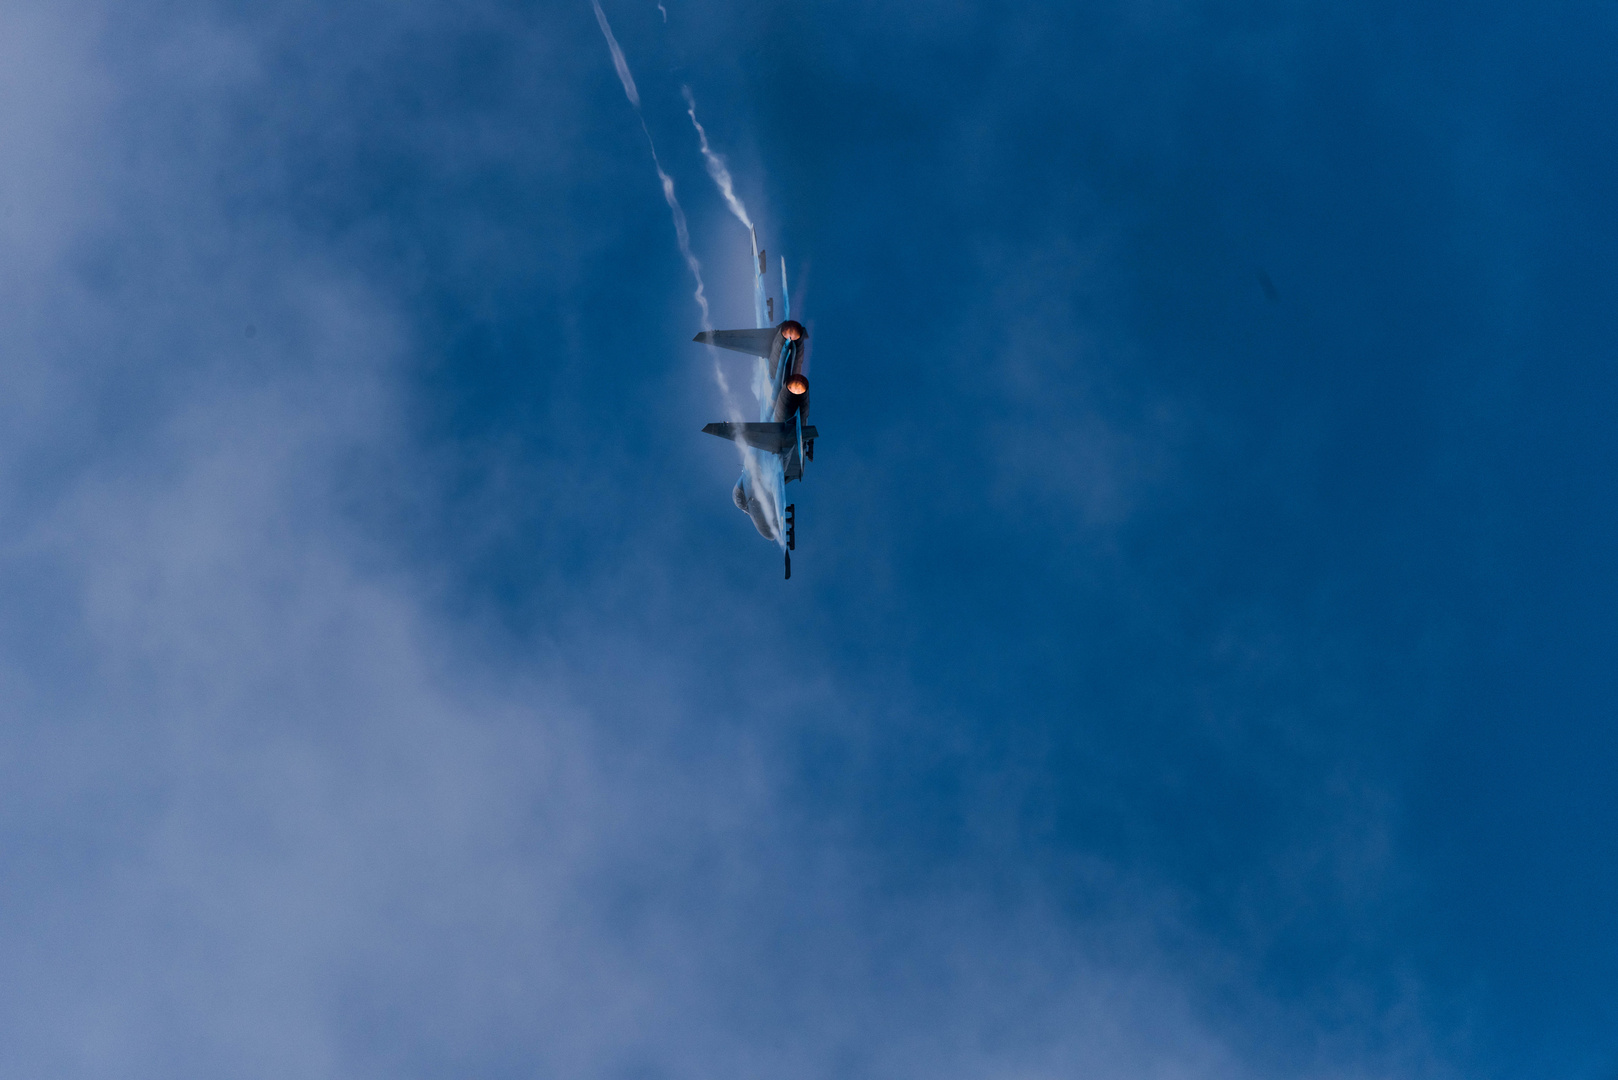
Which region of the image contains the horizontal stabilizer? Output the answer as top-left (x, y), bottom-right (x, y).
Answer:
top-left (694, 327), bottom-right (778, 358)
top-left (702, 421), bottom-right (796, 452)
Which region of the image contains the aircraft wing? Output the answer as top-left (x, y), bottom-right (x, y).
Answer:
top-left (692, 328), bottom-right (779, 357)
top-left (702, 421), bottom-right (797, 452)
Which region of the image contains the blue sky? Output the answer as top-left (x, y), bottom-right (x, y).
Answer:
top-left (0, 0), bottom-right (1614, 1076)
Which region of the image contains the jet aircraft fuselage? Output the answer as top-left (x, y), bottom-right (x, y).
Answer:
top-left (696, 235), bottom-right (816, 578)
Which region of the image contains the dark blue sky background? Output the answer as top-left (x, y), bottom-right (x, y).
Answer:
top-left (0, 0), bottom-right (1613, 1076)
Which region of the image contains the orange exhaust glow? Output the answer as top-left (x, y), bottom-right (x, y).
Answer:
top-left (780, 320), bottom-right (805, 341)
top-left (786, 374), bottom-right (809, 395)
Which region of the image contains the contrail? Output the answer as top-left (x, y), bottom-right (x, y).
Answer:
top-left (679, 95), bottom-right (786, 547)
top-left (682, 86), bottom-right (753, 231)
top-left (589, 0), bottom-right (711, 332)
top-left (590, 0), bottom-right (746, 425)
top-left (646, 144), bottom-right (710, 329)
top-left (588, 1), bottom-right (775, 544)
top-left (590, 0), bottom-right (640, 109)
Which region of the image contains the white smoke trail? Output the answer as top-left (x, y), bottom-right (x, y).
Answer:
top-left (683, 87), bottom-right (773, 457)
top-left (682, 86), bottom-right (753, 231)
top-left (590, 0), bottom-right (640, 109)
top-left (589, 0), bottom-right (709, 326)
top-left (646, 144), bottom-right (710, 329)
top-left (589, 0), bottom-right (760, 518)
top-left (589, 2), bottom-right (778, 547)
top-left (640, 145), bottom-right (744, 414)
top-left (684, 88), bottom-right (779, 531)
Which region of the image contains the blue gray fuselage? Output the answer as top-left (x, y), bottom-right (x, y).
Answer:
top-left (698, 320), bottom-right (813, 542)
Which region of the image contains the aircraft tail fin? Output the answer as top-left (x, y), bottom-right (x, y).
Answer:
top-left (751, 226), bottom-right (768, 328)
top-left (693, 327), bottom-right (778, 357)
top-left (702, 421), bottom-right (796, 452)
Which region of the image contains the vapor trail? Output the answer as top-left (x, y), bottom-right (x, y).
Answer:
top-left (682, 86), bottom-right (753, 231)
top-left (590, 0), bottom-right (640, 109)
top-left (587, 2), bottom-right (770, 542)
top-left (589, 0), bottom-right (712, 332)
top-left (589, 0), bottom-right (742, 421)
top-left (682, 88), bottom-right (787, 547)
top-left (646, 142), bottom-right (710, 329)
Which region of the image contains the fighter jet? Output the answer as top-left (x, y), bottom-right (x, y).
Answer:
top-left (696, 230), bottom-right (816, 579)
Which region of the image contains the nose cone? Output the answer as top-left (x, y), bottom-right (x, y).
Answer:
top-left (780, 320), bottom-right (805, 341)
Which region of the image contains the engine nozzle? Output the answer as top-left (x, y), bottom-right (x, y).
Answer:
top-left (779, 320), bottom-right (805, 341)
top-left (786, 373), bottom-right (809, 395)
